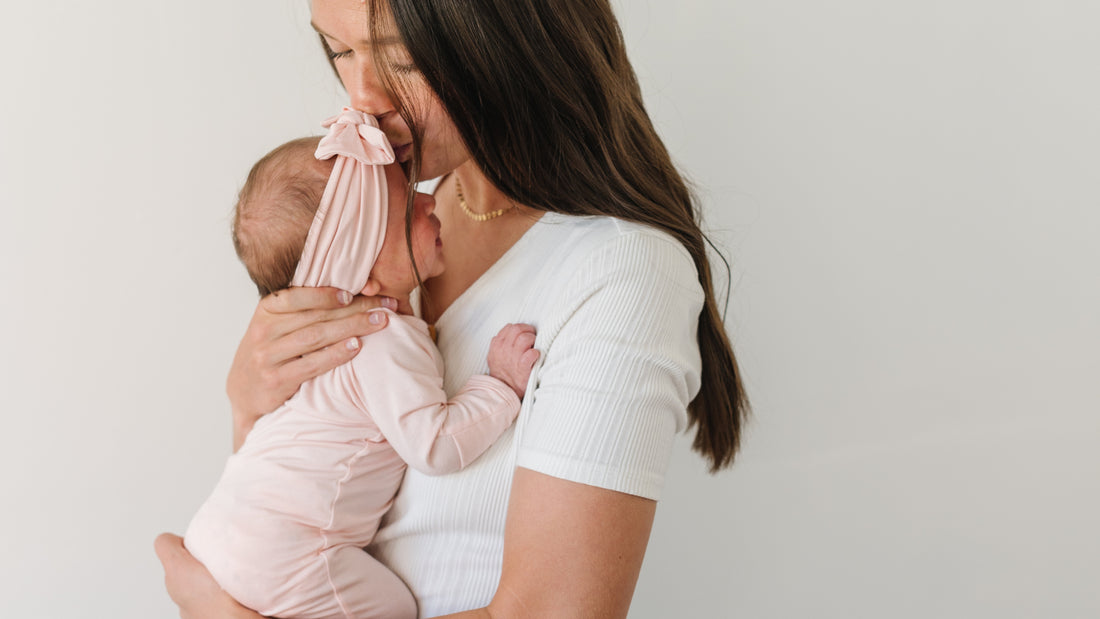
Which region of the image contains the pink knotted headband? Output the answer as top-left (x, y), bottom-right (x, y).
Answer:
top-left (291, 108), bottom-right (396, 293)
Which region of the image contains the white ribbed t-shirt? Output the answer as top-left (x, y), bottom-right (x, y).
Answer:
top-left (368, 211), bottom-right (705, 618)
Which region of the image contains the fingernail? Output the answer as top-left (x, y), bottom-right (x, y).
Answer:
top-left (338, 290), bottom-right (353, 305)
top-left (369, 311), bottom-right (386, 325)
top-left (382, 297), bottom-right (398, 310)
top-left (345, 337), bottom-right (360, 350)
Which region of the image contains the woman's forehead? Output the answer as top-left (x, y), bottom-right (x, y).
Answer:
top-left (310, 0), bottom-right (402, 45)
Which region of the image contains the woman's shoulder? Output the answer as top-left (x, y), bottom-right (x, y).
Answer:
top-left (535, 212), bottom-right (698, 287)
top-left (538, 212), bottom-right (694, 267)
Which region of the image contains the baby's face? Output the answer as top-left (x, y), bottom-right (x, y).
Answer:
top-left (367, 164), bottom-right (444, 295)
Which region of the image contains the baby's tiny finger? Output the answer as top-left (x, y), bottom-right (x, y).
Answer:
top-left (520, 349), bottom-right (540, 367)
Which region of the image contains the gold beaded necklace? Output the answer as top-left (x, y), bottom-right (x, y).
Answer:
top-left (454, 175), bottom-right (516, 222)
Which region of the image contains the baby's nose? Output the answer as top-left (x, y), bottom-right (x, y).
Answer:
top-left (415, 192), bottom-right (436, 215)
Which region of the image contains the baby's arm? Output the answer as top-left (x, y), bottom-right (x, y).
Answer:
top-left (350, 314), bottom-right (538, 475)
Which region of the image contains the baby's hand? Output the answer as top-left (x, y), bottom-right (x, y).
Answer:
top-left (488, 323), bottom-right (540, 399)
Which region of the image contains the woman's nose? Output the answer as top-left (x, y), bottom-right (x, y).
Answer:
top-left (345, 61), bottom-right (394, 117)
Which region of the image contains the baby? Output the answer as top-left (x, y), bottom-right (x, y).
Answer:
top-left (185, 108), bottom-right (538, 619)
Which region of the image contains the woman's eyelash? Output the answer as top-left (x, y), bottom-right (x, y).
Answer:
top-left (324, 45), bottom-right (416, 73)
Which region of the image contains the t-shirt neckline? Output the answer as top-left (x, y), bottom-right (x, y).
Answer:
top-left (433, 210), bottom-right (559, 329)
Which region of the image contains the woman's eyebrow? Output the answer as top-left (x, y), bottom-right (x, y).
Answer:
top-left (309, 22), bottom-right (402, 46)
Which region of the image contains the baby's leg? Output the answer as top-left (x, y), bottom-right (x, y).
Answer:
top-left (317, 544), bottom-right (418, 619)
top-left (188, 508), bottom-right (414, 618)
top-left (200, 544), bottom-right (415, 619)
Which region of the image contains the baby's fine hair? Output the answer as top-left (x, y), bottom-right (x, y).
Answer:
top-left (232, 136), bottom-right (332, 297)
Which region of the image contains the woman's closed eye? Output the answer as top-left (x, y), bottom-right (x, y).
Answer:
top-left (319, 35), bottom-right (352, 61)
top-left (327, 48), bottom-right (353, 61)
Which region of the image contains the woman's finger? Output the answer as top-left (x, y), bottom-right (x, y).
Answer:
top-left (228, 311), bottom-right (390, 420)
top-left (227, 293), bottom-right (396, 424)
top-left (261, 308), bottom-right (390, 369)
top-left (258, 293), bottom-right (397, 343)
top-left (269, 316), bottom-right (389, 387)
top-left (261, 286), bottom-right (353, 315)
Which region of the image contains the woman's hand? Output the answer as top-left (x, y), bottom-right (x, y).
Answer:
top-left (227, 285), bottom-right (397, 450)
top-left (154, 533), bottom-right (262, 619)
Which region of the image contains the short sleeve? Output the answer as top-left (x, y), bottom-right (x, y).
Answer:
top-left (515, 229), bottom-right (704, 500)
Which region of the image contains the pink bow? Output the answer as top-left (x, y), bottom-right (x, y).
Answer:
top-left (291, 108), bottom-right (395, 295)
top-left (316, 108), bottom-right (395, 165)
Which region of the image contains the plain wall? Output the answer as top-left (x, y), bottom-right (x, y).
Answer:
top-left (1, 1), bottom-right (1096, 617)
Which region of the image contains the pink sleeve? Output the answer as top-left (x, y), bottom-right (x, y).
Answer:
top-left (347, 312), bottom-right (521, 475)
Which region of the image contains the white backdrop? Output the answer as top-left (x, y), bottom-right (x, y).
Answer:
top-left (1, 1), bottom-right (1097, 617)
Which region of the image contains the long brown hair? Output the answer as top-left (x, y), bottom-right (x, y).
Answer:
top-left (355, 0), bottom-right (748, 471)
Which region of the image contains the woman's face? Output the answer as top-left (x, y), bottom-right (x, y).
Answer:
top-left (310, 0), bottom-right (468, 179)
top-left (370, 164), bottom-right (444, 295)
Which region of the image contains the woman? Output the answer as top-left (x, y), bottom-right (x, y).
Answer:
top-left (156, 0), bottom-right (748, 616)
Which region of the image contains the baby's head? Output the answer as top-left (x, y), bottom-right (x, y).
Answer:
top-left (233, 125), bottom-right (443, 300)
top-left (232, 136), bottom-right (331, 297)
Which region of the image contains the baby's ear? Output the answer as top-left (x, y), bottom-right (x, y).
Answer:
top-left (361, 279), bottom-right (382, 297)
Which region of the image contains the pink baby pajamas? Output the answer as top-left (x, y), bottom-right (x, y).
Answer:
top-left (184, 109), bottom-right (521, 619)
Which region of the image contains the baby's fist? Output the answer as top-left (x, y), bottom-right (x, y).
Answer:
top-left (488, 323), bottom-right (539, 399)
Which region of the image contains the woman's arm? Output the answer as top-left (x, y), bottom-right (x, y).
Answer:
top-left (436, 468), bottom-right (655, 619)
top-left (434, 231), bottom-right (701, 618)
top-left (154, 534), bottom-right (261, 619)
top-left (155, 469), bottom-right (653, 619)
top-left (227, 285), bottom-right (396, 450)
